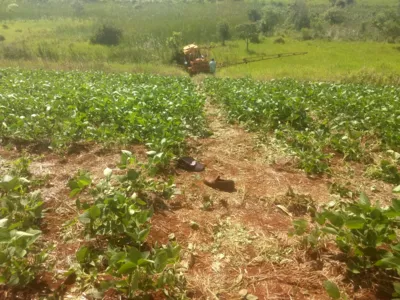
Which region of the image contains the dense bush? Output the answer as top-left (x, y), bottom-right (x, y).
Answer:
top-left (0, 35), bottom-right (5, 42)
top-left (291, 0), bottom-right (310, 30)
top-left (324, 7), bottom-right (346, 25)
top-left (374, 12), bottom-right (400, 41)
top-left (248, 9), bottom-right (262, 22)
top-left (90, 24), bottom-right (122, 46)
top-left (260, 7), bottom-right (283, 36)
top-left (301, 28), bottom-right (313, 40)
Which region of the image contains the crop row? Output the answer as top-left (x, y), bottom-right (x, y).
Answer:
top-left (0, 69), bottom-right (206, 157)
top-left (204, 77), bottom-right (400, 175)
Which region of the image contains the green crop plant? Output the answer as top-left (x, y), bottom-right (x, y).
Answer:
top-left (0, 161), bottom-right (48, 287)
top-left (65, 151), bottom-right (185, 298)
top-left (0, 69), bottom-right (207, 166)
top-left (204, 77), bottom-right (400, 176)
top-left (291, 192), bottom-right (400, 298)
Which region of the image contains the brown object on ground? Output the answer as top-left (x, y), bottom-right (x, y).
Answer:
top-left (204, 175), bottom-right (235, 192)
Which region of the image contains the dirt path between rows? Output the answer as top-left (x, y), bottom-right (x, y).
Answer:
top-left (149, 97), bottom-right (336, 300)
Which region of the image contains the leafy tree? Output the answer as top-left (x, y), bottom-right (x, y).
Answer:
top-left (90, 24), bottom-right (122, 46)
top-left (374, 12), bottom-right (400, 41)
top-left (217, 22), bottom-right (231, 46)
top-left (236, 23), bottom-right (258, 51)
top-left (324, 7), bottom-right (346, 25)
top-left (330, 0), bottom-right (355, 6)
top-left (260, 8), bottom-right (282, 36)
top-left (291, 0), bottom-right (310, 30)
top-left (166, 31), bottom-right (184, 63)
top-left (398, 0), bottom-right (400, 16)
top-left (72, 1), bottom-right (84, 17)
top-left (166, 31), bottom-right (183, 50)
top-left (248, 9), bottom-right (262, 22)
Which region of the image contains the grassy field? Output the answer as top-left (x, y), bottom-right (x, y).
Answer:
top-left (1, 37), bottom-right (397, 84)
top-left (210, 38), bottom-right (400, 83)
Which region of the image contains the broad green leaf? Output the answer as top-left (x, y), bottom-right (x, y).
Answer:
top-left (127, 169), bottom-right (139, 181)
top-left (0, 228), bottom-right (10, 242)
top-left (69, 188), bottom-right (82, 198)
top-left (0, 218), bottom-right (8, 228)
top-left (109, 252), bottom-right (126, 266)
top-left (78, 175), bottom-right (91, 187)
top-left (345, 217), bottom-right (365, 229)
top-left (118, 262), bottom-right (136, 274)
top-left (127, 247), bottom-right (141, 264)
top-left (9, 274), bottom-right (19, 286)
top-left (392, 244), bottom-right (400, 252)
top-left (321, 227), bottom-right (338, 235)
top-left (78, 211), bottom-right (91, 224)
top-left (393, 186), bottom-right (400, 193)
top-left (0, 175), bottom-right (19, 191)
top-left (392, 199), bottom-right (400, 212)
top-left (347, 260), bottom-right (361, 274)
top-left (138, 228), bottom-right (150, 242)
top-left (292, 219), bottom-right (308, 235)
top-left (376, 256), bottom-right (400, 269)
top-left (0, 252), bottom-right (7, 264)
top-left (393, 282), bottom-right (400, 294)
top-left (326, 212), bottom-right (344, 228)
top-left (323, 280), bottom-right (341, 299)
top-left (76, 246), bottom-right (89, 264)
top-left (154, 251), bottom-right (168, 272)
top-left (89, 206), bottom-right (101, 220)
top-left (359, 192), bottom-right (371, 207)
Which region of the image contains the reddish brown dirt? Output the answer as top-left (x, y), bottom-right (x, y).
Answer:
top-left (0, 101), bottom-right (394, 299)
top-left (148, 102), bottom-right (336, 299)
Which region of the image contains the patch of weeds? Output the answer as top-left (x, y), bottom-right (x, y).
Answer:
top-left (365, 159), bottom-right (400, 184)
top-left (329, 182), bottom-right (355, 199)
top-left (208, 218), bottom-right (256, 269)
top-left (274, 187), bottom-right (315, 216)
top-left (11, 156), bottom-right (31, 177)
top-left (291, 192), bottom-right (400, 299)
top-left (253, 234), bottom-right (293, 265)
top-left (201, 195), bottom-right (214, 211)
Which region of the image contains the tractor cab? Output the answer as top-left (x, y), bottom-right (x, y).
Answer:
top-left (183, 44), bottom-right (210, 75)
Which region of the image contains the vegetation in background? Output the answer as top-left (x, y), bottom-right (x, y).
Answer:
top-left (0, 0), bottom-right (399, 68)
top-left (235, 23), bottom-right (258, 51)
top-left (90, 24), bottom-right (122, 46)
top-left (217, 22), bottom-right (231, 46)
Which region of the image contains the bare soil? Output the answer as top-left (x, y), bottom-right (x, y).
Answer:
top-left (0, 100), bottom-right (394, 299)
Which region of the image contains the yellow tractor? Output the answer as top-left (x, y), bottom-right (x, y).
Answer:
top-left (182, 43), bottom-right (308, 76)
top-left (183, 44), bottom-right (210, 75)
